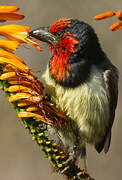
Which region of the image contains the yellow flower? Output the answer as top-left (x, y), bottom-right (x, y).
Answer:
top-left (0, 5), bottom-right (42, 51)
top-left (0, 5), bottom-right (19, 13)
top-left (0, 24), bottom-right (30, 43)
top-left (0, 5), bottom-right (65, 128)
top-left (8, 92), bottom-right (34, 102)
top-left (0, 56), bottom-right (29, 72)
top-left (0, 72), bottom-right (16, 80)
top-left (0, 39), bottom-right (19, 51)
top-left (26, 105), bottom-right (40, 112)
top-left (17, 100), bottom-right (35, 107)
top-left (0, 50), bottom-right (26, 64)
top-left (18, 111), bottom-right (53, 125)
top-left (0, 51), bottom-right (30, 73)
top-left (7, 85), bottom-right (38, 95)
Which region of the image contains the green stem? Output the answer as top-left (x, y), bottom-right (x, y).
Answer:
top-left (0, 72), bottom-right (95, 180)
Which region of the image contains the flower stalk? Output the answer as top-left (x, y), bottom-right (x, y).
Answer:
top-left (0, 5), bottom-right (94, 180)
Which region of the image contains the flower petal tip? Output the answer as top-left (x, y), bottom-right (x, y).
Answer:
top-left (94, 11), bottom-right (115, 20)
top-left (110, 21), bottom-right (121, 31)
top-left (0, 5), bottom-right (19, 13)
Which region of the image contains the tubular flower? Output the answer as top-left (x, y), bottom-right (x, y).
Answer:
top-left (0, 39), bottom-right (19, 51)
top-left (0, 51), bottom-right (66, 126)
top-left (7, 85), bottom-right (38, 94)
top-left (0, 5), bottom-right (23, 22)
top-left (0, 50), bottom-right (26, 64)
top-left (17, 100), bottom-right (36, 107)
top-left (0, 57), bottom-right (30, 72)
top-left (0, 5), bottom-right (93, 180)
top-left (0, 24), bottom-right (30, 43)
top-left (0, 5), bottom-right (42, 50)
top-left (94, 10), bottom-right (122, 31)
top-left (0, 5), bottom-right (66, 127)
top-left (26, 105), bottom-right (40, 112)
top-left (0, 5), bottom-right (19, 13)
top-left (0, 23), bottom-right (42, 50)
top-left (0, 5), bottom-right (27, 49)
top-left (18, 111), bottom-right (53, 125)
top-left (0, 13), bottom-right (24, 21)
top-left (0, 72), bottom-right (16, 80)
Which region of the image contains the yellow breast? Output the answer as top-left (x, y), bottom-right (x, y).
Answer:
top-left (42, 65), bottom-right (110, 146)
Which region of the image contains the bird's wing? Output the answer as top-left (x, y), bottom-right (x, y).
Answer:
top-left (103, 65), bottom-right (118, 153)
top-left (95, 62), bottom-right (118, 153)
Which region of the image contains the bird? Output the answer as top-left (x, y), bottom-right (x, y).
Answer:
top-left (29, 18), bottom-right (118, 169)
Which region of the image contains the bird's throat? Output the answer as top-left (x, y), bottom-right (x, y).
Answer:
top-left (49, 34), bottom-right (79, 84)
top-left (49, 51), bottom-right (71, 83)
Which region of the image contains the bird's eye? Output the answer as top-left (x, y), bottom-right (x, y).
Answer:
top-left (55, 31), bottom-right (63, 37)
top-left (62, 46), bottom-right (66, 50)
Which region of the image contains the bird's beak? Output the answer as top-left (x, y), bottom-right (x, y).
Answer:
top-left (29, 27), bottom-right (59, 46)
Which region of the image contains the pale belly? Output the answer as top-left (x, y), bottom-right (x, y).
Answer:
top-left (42, 65), bottom-right (110, 148)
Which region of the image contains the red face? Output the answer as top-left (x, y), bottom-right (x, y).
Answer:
top-left (29, 18), bottom-right (102, 87)
top-left (49, 19), bottom-right (79, 83)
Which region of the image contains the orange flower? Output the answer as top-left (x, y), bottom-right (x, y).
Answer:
top-left (0, 50), bottom-right (26, 64)
top-left (17, 100), bottom-right (36, 107)
top-left (0, 13), bottom-right (24, 21)
top-left (0, 24), bottom-right (30, 43)
top-left (26, 105), bottom-right (40, 112)
top-left (0, 25), bottom-right (42, 50)
top-left (25, 37), bottom-right (42, 51)
top-left (0, 5), bottom-right (24, 22)
top-left (94, 11), bottom-right (115, 20)
top-left (18, 111), bottom-right (53, 125)
top-left (8, 79), bottom-right (33, 86)
top-left (0, 5), bottom-right (19, 13)
top-left (116, 10), bottom-right (122, 20)
top-left (0, 56), bottom-right (30, 73)
top-left (0, 39), bottom-right (19, 51)
top-left (0, 5), bottom-right (42, 51)
top-left (0, 72), bottom-right (16, 80)
top-left (110, 21), bottom-right (122, 31)
top-left (7, 85), bottom-right (38, 95)
top-left (0, 5), bottom-right (60, 127)
top-left (94, 10), bottom-right (122, 31)
top-left (8, 92), bottom-right (41, 103)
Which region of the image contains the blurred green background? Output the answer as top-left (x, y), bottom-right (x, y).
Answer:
top-left (0, 0), bottom-right (121, 180)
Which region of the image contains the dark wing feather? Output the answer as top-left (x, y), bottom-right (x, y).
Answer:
top-left (95, 61), bottom-right (119, 153)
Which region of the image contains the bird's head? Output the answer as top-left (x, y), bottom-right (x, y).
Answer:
top-left (29, 18), bottom-right (104, 87)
